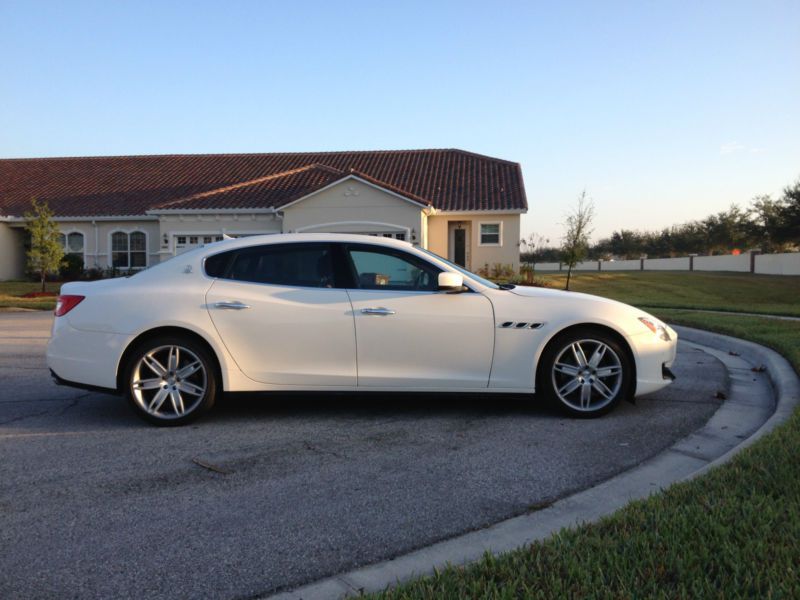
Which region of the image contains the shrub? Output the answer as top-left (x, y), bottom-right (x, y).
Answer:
top-left (491, 263), bottom-right (516, 280)
top-left (59, 254), bottom-right (84, 281)
top-left (83, 267), bottom-right (105, 281)
top-left (476, 264), bottom-right (491, 277)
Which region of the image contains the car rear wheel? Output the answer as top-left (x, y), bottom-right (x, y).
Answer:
top-left (124, 336), bottom-right (218, 426)
top-left (538, 328), bottom-right (633, 418)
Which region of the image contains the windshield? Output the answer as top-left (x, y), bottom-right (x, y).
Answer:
top-left (418, 249), bottom-right (500, 289)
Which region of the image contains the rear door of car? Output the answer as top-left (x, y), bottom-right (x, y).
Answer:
top-left (205, 242), bottom-right (357, 386)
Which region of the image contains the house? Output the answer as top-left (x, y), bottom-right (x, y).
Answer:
top-left (0, 149), bottom-right (527, 280)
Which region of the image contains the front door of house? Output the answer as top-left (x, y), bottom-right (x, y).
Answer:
top-left (454, 229), bottom-right (466, 267)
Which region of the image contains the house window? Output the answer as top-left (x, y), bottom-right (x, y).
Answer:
top-left (177, 236), bottom-right (187, 245)
top-left (112, 231), bottom-right (147, 269)
top-left (189, 236), bottom-right (198, 244)
top-left (57, 232), bottom-right (85, 256)
top-left (479, 222), bottom-right (502, 246)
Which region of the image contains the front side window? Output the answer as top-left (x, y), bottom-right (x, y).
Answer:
top-left (205, 244), bottom-right (335, 288)
top-left (347, 246), bottom-right (439, 291)
top-left (419, 248), bottom-right (498, 289)
top-left (112, 231), bottom-right (147, 269)
top-left (479, 222), bottom-right (501, 246)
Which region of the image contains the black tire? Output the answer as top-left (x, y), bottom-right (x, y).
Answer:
top-left (123, 334), bottom-right (218, 426)
top-left (537, 327), bottom-right (633, 418)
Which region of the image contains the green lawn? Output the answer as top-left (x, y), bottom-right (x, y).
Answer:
top-left (0, 281), bottom-right (60, 311)
top-left (366, 315), bottom-right (800, 598)
top-left (537, 271), bottom-right (800, 317)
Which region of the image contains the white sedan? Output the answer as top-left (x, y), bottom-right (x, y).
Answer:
top-left (47, 234), bottom-right (677, 425)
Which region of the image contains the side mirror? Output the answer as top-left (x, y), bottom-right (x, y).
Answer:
top-left (438, 271), bottom-right (464, 293)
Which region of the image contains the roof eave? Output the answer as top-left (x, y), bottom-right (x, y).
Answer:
top-left (2, 214), bottom-right (158, 222)
top-left (146, 208), bottom-right (279, 215)
top-left (433, 209), bottom-right (527, 215)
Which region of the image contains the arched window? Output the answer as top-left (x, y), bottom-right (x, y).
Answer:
top-left (111, 231), bottom-right (147, 269)
top-left (57, 232), bottom-right (85, 256)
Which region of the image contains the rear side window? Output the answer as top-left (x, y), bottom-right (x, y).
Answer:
top-left (204, 252), bottom-right (230, 278)
top-left (204, 244), bottom-right (335, 288)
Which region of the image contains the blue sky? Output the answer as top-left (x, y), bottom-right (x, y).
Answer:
top-left (1, 0), bottom-right (798, 243)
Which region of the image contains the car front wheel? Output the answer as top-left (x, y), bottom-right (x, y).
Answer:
top-left (124, 335), bottom-right (218, 426)
top-left (538, 329), bottom-right (633, 417)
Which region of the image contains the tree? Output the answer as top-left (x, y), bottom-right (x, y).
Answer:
top-left (24, 199), bottom-right (64, 292)
top-left (778, 179), bottom-right (800, 246)
top-left (608, 229), bottom-right (642, 259)
top-left (561, 190), bottom-right (595, 291)
top-left (519, 232), bottom-right (551, 265)
top-left (749, 195), bottom-right (784, 252)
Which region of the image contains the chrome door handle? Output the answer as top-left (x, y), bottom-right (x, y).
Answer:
top-left (214, 301), bottom-right (251, 310)
top-left (361, 307), bottom-right (396, 316)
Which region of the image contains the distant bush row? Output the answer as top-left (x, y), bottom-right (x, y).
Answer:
top-left (523, 178), bottom-right (800, 262)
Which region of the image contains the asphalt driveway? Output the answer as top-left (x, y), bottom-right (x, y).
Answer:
top-left (1, 312), bottom-right (726, 599)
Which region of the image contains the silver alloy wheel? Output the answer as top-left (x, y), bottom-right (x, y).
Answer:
top-left (551, 339), bottom-right (623, 412)
top-left (131, 345), bottom-right (207, 420)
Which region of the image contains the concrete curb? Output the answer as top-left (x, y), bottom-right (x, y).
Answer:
top-left (673, 326), bottom-right (800, 479)
top-left (266, 327), bottom-right (799, 600)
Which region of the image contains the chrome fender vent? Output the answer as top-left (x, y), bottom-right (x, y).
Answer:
top-left (499, 321), bottom-right (545, 329)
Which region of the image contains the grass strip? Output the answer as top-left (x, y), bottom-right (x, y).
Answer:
top-left (0, 281), bottom-right (60, 311)
top-left (365, 313), bottom-right (800, 599)
top-left (537, 271), bottom-right (800, 317)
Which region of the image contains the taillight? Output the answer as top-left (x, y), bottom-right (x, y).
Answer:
top-left (55, 295), bottom-right (85, 317)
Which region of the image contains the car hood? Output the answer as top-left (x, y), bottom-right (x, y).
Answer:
top-left (508, 284), bottom-right (624, 307)
top-left (501, 284), bottom-right (669, 333)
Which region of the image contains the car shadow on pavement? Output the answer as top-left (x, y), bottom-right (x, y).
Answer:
top-left (213, 391), bottom-right (560, 423)
top-left (0, 390), bottom-right (563, 434)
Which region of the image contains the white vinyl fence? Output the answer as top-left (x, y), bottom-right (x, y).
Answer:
top-left (532, 252), bottom-right (800, 275)
top-left (756, 253), bottom-right (800, 275)
top-left (693, 254), bottom-right (750, 272)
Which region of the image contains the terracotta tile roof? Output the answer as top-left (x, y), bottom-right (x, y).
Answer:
top-left (152, 164), bottom-right (349, 211)
top-left (152, 164), bottom-right (431, 211)
top-left (0, 149), bottom-right (527, 217)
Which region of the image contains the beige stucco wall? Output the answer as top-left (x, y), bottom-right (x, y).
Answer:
top-left (426, 213), bottom-right (521, 272)
top-left (157, 212), bottom-right (282, 259)
top-left (54, 219), bottom-right (161, 270)
top-left (1, 199), bottom-right (522, 278)
top-left (426, 215), bottom-right (449, 258)
top-left (0, 222), bottom-right (26, 280)
top-left (282, 179), bottom-right (425, 243)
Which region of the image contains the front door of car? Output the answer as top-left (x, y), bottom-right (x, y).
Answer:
top-left (205, 242), bottom-right (356, 386)
top-left (341, 243), bottom-right (495, 388)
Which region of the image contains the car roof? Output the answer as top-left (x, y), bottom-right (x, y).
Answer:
top-left (140, 231), bottom-right (494, 292)
top-left (199, 232), bottom-right (414, 254)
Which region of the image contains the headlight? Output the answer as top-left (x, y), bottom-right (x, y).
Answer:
top-left (639, 317), bottom-right (672, 341)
